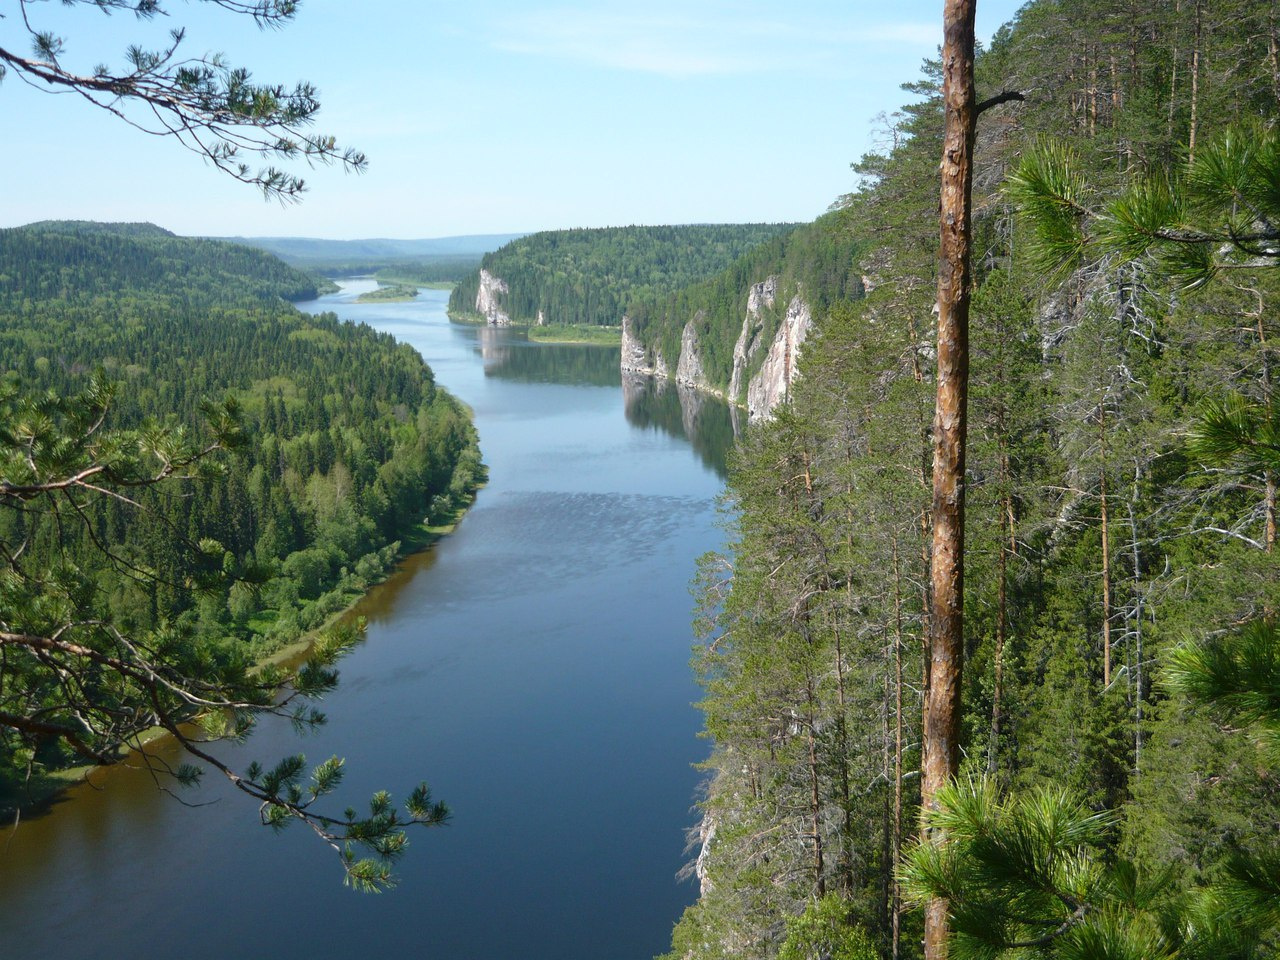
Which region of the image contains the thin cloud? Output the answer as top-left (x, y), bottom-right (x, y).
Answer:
top-left (492, 9), bottom-right (937, 78)
top-left (862, 22), bottom-right (938, 45)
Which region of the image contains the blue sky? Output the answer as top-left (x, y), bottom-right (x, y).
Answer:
top-left (0, 0), bottom-right (1025, 239)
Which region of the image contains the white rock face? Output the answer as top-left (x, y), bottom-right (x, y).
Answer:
top-left (728, 275), bottom-right (778, 402)
top-left (747, 274), bottom-right (778, 316)
top-left (620, 315), bottom-right (669, 378)
top-left (746, 293), bottom-right (812, 421)
top-left (694, 813), bottom-right (716, 894)
top-left (675, 315), bottom-right (708, 389)
top-left (475, 268), bottom-right (512, 326)
top-left (617, 274), bottom-right (804, 421)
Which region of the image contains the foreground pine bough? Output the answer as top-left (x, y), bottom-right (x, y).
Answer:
top-left (0, 379), bottom-right (452, 890)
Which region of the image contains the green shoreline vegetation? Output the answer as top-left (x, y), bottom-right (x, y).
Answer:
top-left (0, 486), bottom-right (483, 818)
top-left (356, 282), bottom-right (420, 303)
top-left (444, 308), bottom-right (622, 346)
top-left (375, 275), bottom-right (456, 291)
top-left (0, 222), bottom-right (485, 818)
top-left (526, 323), bottom-right (621, 345)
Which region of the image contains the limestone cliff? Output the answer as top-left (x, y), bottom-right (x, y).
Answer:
top-left (621, 275), bottom-right (811, 421)
top-left (675, 314), bottom-right (710, 391)
top-left (727, 275), bottom-right (778, 403)
top-left (745, 293), bottom-right (811, 420)
top-left (475, 268), bottom-right (512, 326)
top-left (620, 315), bottom-right (669, 378)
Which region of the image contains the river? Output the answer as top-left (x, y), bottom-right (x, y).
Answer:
top-left (0, 282), bottom-right (736, 960)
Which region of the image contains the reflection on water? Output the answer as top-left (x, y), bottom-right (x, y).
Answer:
top-left (475, 326), bottom-right (622, 386)
top-left (623, 372), bottom-right (740, 478)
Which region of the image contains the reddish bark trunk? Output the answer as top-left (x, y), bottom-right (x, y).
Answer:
top-left (924, 2), bottom-right (978, 958)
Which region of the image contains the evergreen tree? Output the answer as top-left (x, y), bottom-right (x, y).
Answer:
top-left (0, 1), bottom-right (363, 199)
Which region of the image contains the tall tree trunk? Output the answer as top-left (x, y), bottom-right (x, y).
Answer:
top-left (833, 615), bottom-right (856, 896)
top-left (1088, 46), bottom-right (1099, 136)
top-left (1128, 465), bottom-right (1144, 778)
top-left (805, 684), bottom-right (826, 897)
top-left (1110, 54), bottom-right (1120, 124)
top-left (1189, 0), bottom-right (1202, 163)
top-left (987, 509), bottom-right (1009, 775)
top-left (892, 537), bottom-right (906, 960)
top-left (1100, 405), bottom-right (1113, 688)
top-left (1269, 7), bottom-right (1280, 106)
top-left (881, 630), bottom-right (893, 932)
top-left (925, 2), bottom-right (978, 958)
top-left (987, 365), bottom-right (1015, 775)
top-left (1167, 0), bottom-right (1181, 141)
top-left (1258, 310), bottom-right (1276, 553)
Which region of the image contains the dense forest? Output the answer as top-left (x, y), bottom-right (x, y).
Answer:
top-left (446, 223), bottom-right (799, 327)
top-left (0, 223), bottom-right (481, 799)
top-left (2, 221), bottom-right (325, 302)
top-left (372, 260), bottom-right (478, 285)
top-left (221, 233), bottom-right (525, 267)
top-left (214, 234), bottom-right (527, 285)
top-left (665, 0), bottom-right (1280, 958)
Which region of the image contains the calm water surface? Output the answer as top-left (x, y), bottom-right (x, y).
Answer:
top-left (0, 283), bottom-right (736, 960)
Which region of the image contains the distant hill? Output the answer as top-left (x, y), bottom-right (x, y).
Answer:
top-left (1, 221), bottom-right (324, 303)
top-left (218, 234), bottom-right (529, 265)
top-left (19, 220), bottom-right (177, 239)
top-left (447, 223), bottom-right (801, 328)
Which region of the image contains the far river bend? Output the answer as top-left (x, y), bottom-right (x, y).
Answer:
top-left (0, 281), bottom-right (738, 960)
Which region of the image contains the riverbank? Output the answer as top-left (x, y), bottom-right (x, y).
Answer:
top-left (376, 276), bottom-right (456, 291)
top-left (356, 282), bottom-right (420, 303)
top-left (527, 323), bottom-right (622, 345)
top-left (446, 310), bottom-right (622, 346)
top-left (0, 487), bottom-right (483, 820)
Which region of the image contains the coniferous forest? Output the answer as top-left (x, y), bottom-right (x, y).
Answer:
top-left (658, 0), bottom-right (1280, 957)
top-left (5, 0), bottom-right (1280, 951)
top-left (447, 224), bottom-right (800, 327)
top-left (0, 222), bottom-right (480, 811)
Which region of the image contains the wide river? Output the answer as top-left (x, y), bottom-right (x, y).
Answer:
top-left (0, 282), bottom-right (738, 960)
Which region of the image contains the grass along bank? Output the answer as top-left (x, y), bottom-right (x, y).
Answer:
top-left (355, 283), bottom-right (420, 303)
top-left (526, 323), bottom-right (622, 345)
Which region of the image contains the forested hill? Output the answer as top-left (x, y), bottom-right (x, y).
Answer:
top-left (446, 223), bottom-right (799, 327)
top-left (0, 221), bottom-right (324, 303)
top-left (222, 233), bottom-right (527, 264)
top-left (215, 233), bottom-right (529, 278)
top-left (668, 0), bottom-right (1280, 957)
top-left (0, 226), bottom-right (480, 797)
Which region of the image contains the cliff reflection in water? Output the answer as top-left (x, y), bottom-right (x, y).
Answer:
top-left (470, 324), bottom-right (738, 476)
top-left (623, 372), bottom-right (739, 479)
top-left (475, 326), bottom-right (622, 386)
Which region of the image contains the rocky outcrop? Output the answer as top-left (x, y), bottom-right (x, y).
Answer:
top-left (675, 314), bottom-right (710, 391)
top-left (620, 315), bottom-right (669, 378)
top-left (475, 268), bottom-right (512, 326)
top-left (619, 275), bottom-right (810, 422)
top-left (746, 293), bottom-right (811, 420)
top-left (728, 275), bottom-right (778, 402)
top-left (694, 812), bottom-right (716, 894)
